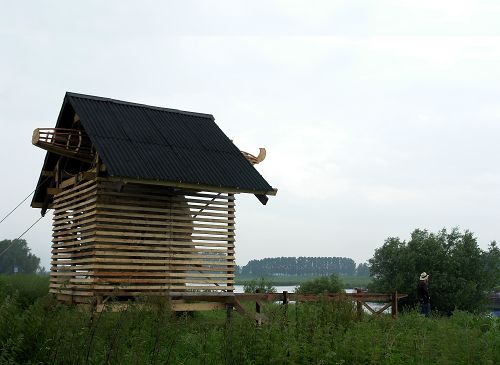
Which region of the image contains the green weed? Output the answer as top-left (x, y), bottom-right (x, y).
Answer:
top-left (0, 275), bottom-right (498, 364)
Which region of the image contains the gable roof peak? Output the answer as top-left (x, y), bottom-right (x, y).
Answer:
top-left (65, 92), bottom-right (215, 120)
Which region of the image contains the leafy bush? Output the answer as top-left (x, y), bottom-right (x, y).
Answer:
top-left (369, 228), bottom-right (500, 313)
top-left (243, 277), bottom-right (276, 293)
top-left (296, 273), bottom-right (343, 294)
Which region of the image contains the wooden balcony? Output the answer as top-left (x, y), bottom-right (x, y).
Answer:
top-left (32, 128), bottom-right (94, 163)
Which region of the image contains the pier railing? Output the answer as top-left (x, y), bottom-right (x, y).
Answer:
top-left (231, 291), bottom-right (407, 322)
top-left (156, 291), bottom-right (408, 320)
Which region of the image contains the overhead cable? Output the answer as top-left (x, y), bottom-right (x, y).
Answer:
top-left (0, 176), bottom-right (50, 225)
top-left (0, 210), bottom-right (49, 258)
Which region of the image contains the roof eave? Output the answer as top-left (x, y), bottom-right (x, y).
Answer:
top-left (103, 176), bottom-right (277, 197)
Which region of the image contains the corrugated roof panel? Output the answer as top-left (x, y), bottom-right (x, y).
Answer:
top-left (70, 97), bottom-right (129, 140)
top-left (184, 116), bottom-right (237, 153)
top-left (95, 138), bottom-right (134, 176)
top-left (108, 103), bottom-right (165, 144)
top-left (146, 109), bottom-right (201, 149)
top-left (65, 92), bottom-right (273, 193)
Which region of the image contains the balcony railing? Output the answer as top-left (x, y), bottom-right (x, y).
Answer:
top-left (32, 128), bottom-right (94, 162)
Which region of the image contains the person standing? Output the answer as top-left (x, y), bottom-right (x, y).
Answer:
top-left (417, 272), bottom-right (430, 316)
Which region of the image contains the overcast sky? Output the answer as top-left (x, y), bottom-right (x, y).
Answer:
top-left (1, 0), bottom-right (500, 269)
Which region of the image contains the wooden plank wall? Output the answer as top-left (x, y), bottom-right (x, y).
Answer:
top-left (50, 178), bottom-right (235, 303)
top-left (51, 180), bottom-right (98, 301)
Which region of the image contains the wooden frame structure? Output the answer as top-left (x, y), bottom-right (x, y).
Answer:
top-left (50, 177), bottom-right (236, 303)
top-left (235, 291), bottom-right (408, 321)
top-left (31, 93), bottom-right (276, 308)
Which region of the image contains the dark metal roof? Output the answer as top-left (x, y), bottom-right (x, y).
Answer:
top-left (32, 92), bottom-right (274, 207)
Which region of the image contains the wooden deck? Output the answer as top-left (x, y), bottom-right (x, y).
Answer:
top-left (88, 291), bottom-right (408, 319)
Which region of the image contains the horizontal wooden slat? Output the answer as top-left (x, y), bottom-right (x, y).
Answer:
top-left (53, 244), bottom-right (233, 254)
top-left (96, 203), bottom-right (234, 218)
top-left (94, 210), bottom-right (233, 224)
top-left (49, 278), bottom-right (234, 285)
top-left (53, 183), bottom-right (97, 204)
top-left (54, 197), bottom-right (98, 214)
top-left (54, 190), bottom-right (96, 208)
top-left (97, 180), bottom-right (235, 200)
top-left (52, 236), bottom-right (234, 249)
top-left (53, 250), bottom-right (233, 260)
top-left (54, 180), bottom-right (96, 198)
top-left (53, 217), bottom-right (96, 231)
top-left (50, 271), bottom-right (234, 278)
top-left (51, 264), bottom-right (235, 272)
top-left (91, 216), bottom-right (233, 230)
top-left (51, 256), bottom-right (235, 265)
top-left (93, 223), bottom-right (234, 236)
top-left (53, 224), bottom-right (97, 237)
top-left (53, 206), bottom-right (97, 221)
top-left (49, 283), bottom-right (233, 291)
top-left (92, 230), bottom-right (233, 242)
top-left (50, 180), bottom-right (237, 303)
top-left (97, 190), bottom-right (235, 207)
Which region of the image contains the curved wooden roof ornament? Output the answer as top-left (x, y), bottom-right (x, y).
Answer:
top-left (241, 148), bottom-right (266, 165)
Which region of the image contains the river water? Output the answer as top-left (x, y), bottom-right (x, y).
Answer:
top-left (234, 285), bottom-right (357, 294)
top-left (233, 285), bottom-right (297, 293)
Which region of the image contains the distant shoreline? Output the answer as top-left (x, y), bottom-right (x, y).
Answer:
top-left (235, 275), bottom-right (372, 288)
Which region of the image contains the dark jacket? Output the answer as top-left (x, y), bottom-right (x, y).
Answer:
top-left (417, 280), bottom-right (430, 304)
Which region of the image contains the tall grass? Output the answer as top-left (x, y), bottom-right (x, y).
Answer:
top-left (0, 274), bottom-right (49, 308)
top-left (0, 276), bottom-right (498, 364)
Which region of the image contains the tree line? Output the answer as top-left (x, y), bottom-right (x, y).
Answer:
top-left (237, 256), bottom-right (370, 277)
top-left (0, 239), bottom-right (42, 274)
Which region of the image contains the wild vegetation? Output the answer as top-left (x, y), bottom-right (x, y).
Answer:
top-left (242, 273), bottom-right (348, 293)
top-left (243, 277), bottom-right (277, 293)
top-left (369, 228), bottom-right (500, 313)
top-left (0, 275), bottom-right (498, 365)
top-left (295, 273), bottom-right (344, 294)
top-left (0, 274), bottom-right (49, 309)
top-left (1, 229), bottom-right (498, 363)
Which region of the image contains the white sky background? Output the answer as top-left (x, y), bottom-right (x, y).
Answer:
top-left (1, 0), bottom-right (500, 269)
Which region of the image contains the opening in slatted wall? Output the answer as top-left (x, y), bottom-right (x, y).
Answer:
top-left (51, 180), bottom-right (98, 301)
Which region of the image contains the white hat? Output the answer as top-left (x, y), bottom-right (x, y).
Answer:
top-left (419, 272), bottom-right (429, 280)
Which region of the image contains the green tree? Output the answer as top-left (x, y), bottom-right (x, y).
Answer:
top-left (296, 273), bottom-right (343, 294)
top-left (368, 228), bottom-right (500, 313)
top-left (0, 239), bottom-right (40, 274)
top-left (356, 262), bottom-right (370, 276)
top-left (243, 277), bottom-right (276, 293)
top-left (482, 241), bottom-right (500, 291)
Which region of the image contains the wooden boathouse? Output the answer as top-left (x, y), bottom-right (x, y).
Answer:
top-left (31, 92), bottom-right (276, 309)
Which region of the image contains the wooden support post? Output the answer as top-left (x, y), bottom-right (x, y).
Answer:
top-left (255, 289), bottom-right (262, 326)
top-left (233, 298), bottom-right (246, 316)
top-left (391, 291), bottom-right (398, 318)
top-left (356, 288), bottom-right (363, 319)
top-left (283, 290), bottom-right (288, 323)
top-left (226, 303), bottom-right (233, 323)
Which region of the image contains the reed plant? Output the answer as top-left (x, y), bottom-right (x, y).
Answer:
top-left (0, 276), bottom-right (498, 364)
